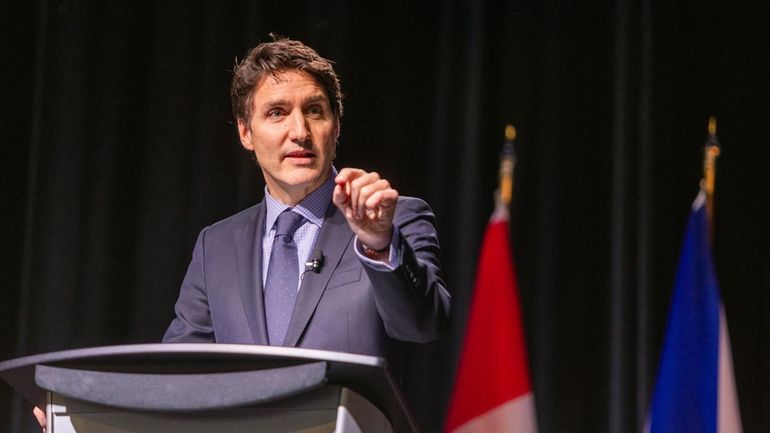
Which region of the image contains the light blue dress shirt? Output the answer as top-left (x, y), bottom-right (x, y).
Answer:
top-left (261, 169), bottom-right (398, 289)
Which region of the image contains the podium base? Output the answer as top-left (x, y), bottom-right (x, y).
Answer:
top-left (48, 385), bottom-right (393, 433)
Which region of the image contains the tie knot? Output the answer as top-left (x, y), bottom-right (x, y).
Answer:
top-left (273, 210), bottom-right (305, 238)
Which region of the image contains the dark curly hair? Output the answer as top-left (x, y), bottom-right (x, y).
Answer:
top-left (230, 34), bottom-right (343, 124)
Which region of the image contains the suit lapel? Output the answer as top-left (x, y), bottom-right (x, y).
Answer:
top-left (233, 202), bottom-right (270, 345)
top-left (282, 206), bottom-right (354, 347)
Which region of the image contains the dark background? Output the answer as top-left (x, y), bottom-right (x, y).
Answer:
top-left (2, 1), bottom-right (768, 432)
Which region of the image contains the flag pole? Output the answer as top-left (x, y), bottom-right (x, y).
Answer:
top-left (499, 124), bottom-right (517, 207)
top-left (646, 117), bottom-right (743, 433)
top-left (444, 122), bottom-right (538, 433)
top-left (702, 117), bottom-right (720, 233)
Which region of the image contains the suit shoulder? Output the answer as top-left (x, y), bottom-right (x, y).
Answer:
top-left (201, 202), bottom-right (263, 236)
top-left (395, 196), bottom-right (434, 217)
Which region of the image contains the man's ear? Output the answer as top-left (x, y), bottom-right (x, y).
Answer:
top-left (334, 118), bottom-right (341, 141)
top-left (237, 118), bottom-right (254, 151)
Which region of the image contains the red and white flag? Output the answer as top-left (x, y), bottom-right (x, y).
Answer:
top-left (445, 203), bottom-right (538, 433)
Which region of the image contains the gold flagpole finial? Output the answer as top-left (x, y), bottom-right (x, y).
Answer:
top-left (499, 124), bottom-right (517, 207)
top-left (702, 116), bottom-right (720, 228)
top-left (707, 116), bottom-right (717, 136)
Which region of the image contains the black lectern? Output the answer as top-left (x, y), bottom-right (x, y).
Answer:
top-left (0, 344), bottom-right (419, 433)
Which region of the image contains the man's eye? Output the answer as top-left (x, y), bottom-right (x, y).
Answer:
top-left (267, 109), bottom-right (284, 117)
top-left (307, 105), bottom-right (323, 116)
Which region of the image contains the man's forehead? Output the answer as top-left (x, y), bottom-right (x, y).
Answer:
top-left (252, 70), bottom-right (328, 102)
top-left (258, 69), bottom-right (322, 90)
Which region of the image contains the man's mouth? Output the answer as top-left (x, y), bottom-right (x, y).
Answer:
top-left (284, 150), bottom-right (316, 160)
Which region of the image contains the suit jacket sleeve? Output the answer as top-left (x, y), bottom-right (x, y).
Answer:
top-left (163, 228), bottom-right (216, 343)
top-left (363, 196), bottom-right (451, 343)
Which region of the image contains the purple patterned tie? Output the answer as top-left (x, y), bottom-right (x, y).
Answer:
top-left (264, 210), bottom-right (306, 345)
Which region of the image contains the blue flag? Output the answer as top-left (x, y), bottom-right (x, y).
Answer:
top-left (647, 191), bottom-right (742, 433)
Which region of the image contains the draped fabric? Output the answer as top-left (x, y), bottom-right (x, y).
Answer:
top-left (445, 210), bottom-right (538, 433)
top-left (646, 191), bottom-right (742, 433)
top-left (2, 1), bottom-right (768, 432)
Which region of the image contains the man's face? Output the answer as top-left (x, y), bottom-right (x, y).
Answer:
top-left (238, 69), bottom-right (339, 205)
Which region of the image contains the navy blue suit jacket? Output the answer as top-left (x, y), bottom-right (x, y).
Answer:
top-left (163, 196), bottom-right (451, 358)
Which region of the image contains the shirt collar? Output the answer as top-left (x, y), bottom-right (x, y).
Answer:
top-left (264, 168), bottom-right (336, 232)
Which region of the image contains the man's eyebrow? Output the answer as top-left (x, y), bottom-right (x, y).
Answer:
top-left (303, 94), bottom-right (329, 104)
top-left (261, 98), bottom-right (288, 107)
top-left (259, 94), bottom-right (328, 109)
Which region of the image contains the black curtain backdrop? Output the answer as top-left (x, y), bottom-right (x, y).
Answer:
top-left (2, 1), bottom-right (768, 432)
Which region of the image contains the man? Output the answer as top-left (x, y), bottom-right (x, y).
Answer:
top-left (162, 35), bottom-right (451, 355)
top-left (33, 35), bottom-right (450, 429)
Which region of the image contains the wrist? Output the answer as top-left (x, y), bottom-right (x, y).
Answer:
top-left (361, 242), bottom-right (390, 260)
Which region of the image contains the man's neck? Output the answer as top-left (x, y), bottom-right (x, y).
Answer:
top-left (267, 188), bottom-right (310, 206)
top-left (266, 182), bottom-right (323, 206)
top-left (265, 171), bottom-right (335, 206)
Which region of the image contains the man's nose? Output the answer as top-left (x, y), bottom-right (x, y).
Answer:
top-left (287, 110), bottom-right (310, 143)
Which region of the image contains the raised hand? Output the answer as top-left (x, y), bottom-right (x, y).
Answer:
top-left (332, 168), bottom-right (399, 255)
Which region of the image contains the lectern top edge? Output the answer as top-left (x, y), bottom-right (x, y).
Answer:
top-left (0, 343), bottom-right (386, 372)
